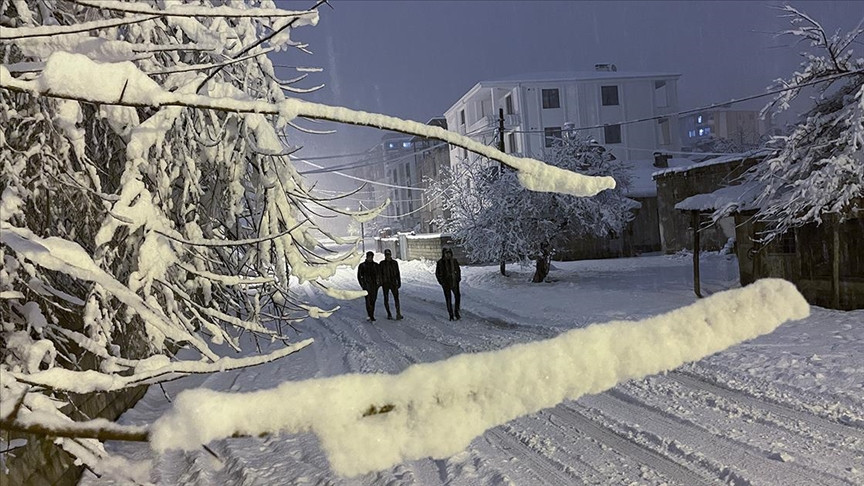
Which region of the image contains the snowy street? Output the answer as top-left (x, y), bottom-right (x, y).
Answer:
top-left (85, 253), bottom-right (864, 485)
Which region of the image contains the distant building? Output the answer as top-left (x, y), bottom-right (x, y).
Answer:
top-left (413, 118), bottom-right (450, 233)
top-left (679, 109), bottom-right (768, 152)
top-left (443, 64), bottom-right (682, 170)
top-left (351, 132), bottom-right (421, 232)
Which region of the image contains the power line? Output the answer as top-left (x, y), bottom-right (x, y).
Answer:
top-left (290, 155), bottom-right (428, 191)
top-left (298, 141), bottom-right (448, 175)
top-left (508, 69), bottom-right (864, 135)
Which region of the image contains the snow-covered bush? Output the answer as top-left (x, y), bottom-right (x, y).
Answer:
top-left (744, 5), bottom-right (864, 242)
top-left (436, 137), bottom-right (637, 282)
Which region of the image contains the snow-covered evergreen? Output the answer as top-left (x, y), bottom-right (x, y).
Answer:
top-left (436, 137), bottom-right (637, 282)
top-left (745, 6), bottom-right (864, 241)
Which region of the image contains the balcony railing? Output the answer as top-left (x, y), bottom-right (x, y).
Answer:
top-left (466, 113), bottom-right (521, 135)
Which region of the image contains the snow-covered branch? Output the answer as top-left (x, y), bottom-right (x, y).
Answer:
top-left (0, 15), bottom-right (159, 40)
top-left (0, 54), bottom-right (615, 197)
top-left (150, 280), bottom-right (809, 476)
top-left (70, 0), bottom-right (319, 20)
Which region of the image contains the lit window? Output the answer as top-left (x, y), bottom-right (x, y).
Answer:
top-left (697, 115), bottom-right (703, 124)
top-left (402, 141), bottom-right (412, 149)
top-left (698, 128), bottom-right (705, 136)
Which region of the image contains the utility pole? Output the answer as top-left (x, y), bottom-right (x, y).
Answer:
top-left (498, 108), bottom-right (507, 277)
top-left (498, 108), bottom-right (505, 173)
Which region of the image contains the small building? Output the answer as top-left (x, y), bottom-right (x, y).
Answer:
top-left (653, 150), bottom-right (770, 253)
top-left (677, 185), bottom-right (864, 310)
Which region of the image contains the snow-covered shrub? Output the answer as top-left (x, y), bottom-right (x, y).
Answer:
top-left (435, 137), bottom-right (636, 282)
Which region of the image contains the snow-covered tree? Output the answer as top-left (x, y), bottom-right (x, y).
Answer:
top-left (437, 137), bottom-right (637, 282)
top-left (744, 5), bottom-right (864, 242)
top-left (0, 1), bottom-right (615, 479)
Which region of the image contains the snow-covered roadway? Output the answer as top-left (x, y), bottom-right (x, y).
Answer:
top-left (83, 253), bottom-right (864, 485)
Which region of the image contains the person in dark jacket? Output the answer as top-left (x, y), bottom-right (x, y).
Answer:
top-left (379, 249), bottom-right (403, 320)
top-left (435, 247), bottom-right (461, 320)
top-left (357, 251), bottom-right (380, 321)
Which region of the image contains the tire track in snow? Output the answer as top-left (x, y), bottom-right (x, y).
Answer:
top-left (581, 389), bottom-right (856, 486)
top-left (484, 427), bottom-right (588, 485)
top-left (670, 370), bottom-right (864, 441)
top-left (552, 404), bottom-right (716, 486)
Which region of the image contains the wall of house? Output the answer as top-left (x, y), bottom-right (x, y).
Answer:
top-left (655, 157), bottom-right (758, 253)
top-left (734, 214), bottom-right (864, 310)
top-left (628, 196), bottom-right (662, 253)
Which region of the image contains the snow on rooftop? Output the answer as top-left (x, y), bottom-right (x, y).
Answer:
top-left (675, 182), bottom-right (764, 221)
top-left (482, 70), bottom-right (681, 84)
top-left (652, 149), bottom-right (774, 179)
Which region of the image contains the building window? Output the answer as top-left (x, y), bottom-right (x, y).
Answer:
top-left (459, 109), bottom-right (465, 126)
top-left (402, 141), bottom-right (412, 149)
top-left (542, 88), bottom-right (560, 109)
top-left (505, 94), bottom-right (514, 115)
top-left (697, 115), bottom-right (703, 124)
top-left (507, 132), bottom-right (517, 153)
top-left (544, 127), bottom-right (562, 147)
top-left (688, 130), bottom-right (696, 138)
top-left (601, 85), bottom-right (619, 106)
top-left (654, 80), bottom-right (668, 108)
top-left (604, 124), bottom-right (622, 144)
top-left (657, 118), bottom-right (671, 145)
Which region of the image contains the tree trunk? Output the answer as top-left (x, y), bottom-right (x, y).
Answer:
top-left (499, 242), bottom-right (507, 276)
top-left (532, 248), bottom-right (551, 283)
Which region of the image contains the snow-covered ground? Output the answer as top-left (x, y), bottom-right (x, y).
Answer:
top-left (82, 252), bottom-right (864, 485)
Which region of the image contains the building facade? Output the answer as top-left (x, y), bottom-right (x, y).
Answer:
top-left (679, 109), bottom-right (768, 151)
top-left (413, 118), bottom-right (450, 233)
top-left (443, 64), bottom-right (682, 170)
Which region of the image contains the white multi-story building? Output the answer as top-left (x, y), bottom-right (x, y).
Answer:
top-left (444, 64), bottom-right (682, 168)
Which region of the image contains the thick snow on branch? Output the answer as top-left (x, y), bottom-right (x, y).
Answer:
top-left (150, 279), bottom-right (808, 476)
top-left (10, 339), bottom-right (313, 393)
top-left (1, 52), bottom-right (615, 198)
top-left (71, 0), bottom-right (319, 21)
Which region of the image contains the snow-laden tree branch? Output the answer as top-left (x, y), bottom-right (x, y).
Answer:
top-left (0, 55), bottom-right (616, 197)
top-left (742, 6), bottom-right (864, 242)
top-left (150, 280), bottom-right (809, 476)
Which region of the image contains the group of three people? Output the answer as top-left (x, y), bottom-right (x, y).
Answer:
top-left (356, 247), bottom-right (462, 322)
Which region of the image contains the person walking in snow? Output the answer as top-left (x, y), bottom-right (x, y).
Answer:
top-left (379, 249), bottom-right (403, 320)
top-left (357, 251), bottom-right (380, 321)
top-left (435, 247), bottom-right (461, 321)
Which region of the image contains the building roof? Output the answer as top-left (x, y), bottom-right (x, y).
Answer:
top-left (652, 149), bottom-right (774, 179)
top-left (674, 182), bottom-right (764, 221)
top-left (481, 70), bottom-right (681, 85)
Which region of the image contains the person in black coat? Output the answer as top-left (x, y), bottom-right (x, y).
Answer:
top-left (379, 249), bottom-right (403, 320)
top-left (357, 251), bottom-right (380, 321)
top-left (435, 247), bottom-right (461, 321)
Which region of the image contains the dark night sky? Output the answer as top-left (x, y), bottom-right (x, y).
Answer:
top-left (273, 0), bottom-right (863, 187)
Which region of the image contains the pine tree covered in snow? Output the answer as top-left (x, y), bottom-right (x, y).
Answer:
top-left (436, 137), bottom-right (637, 282)
top-left (745, 6), bottom-right (864, 241)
